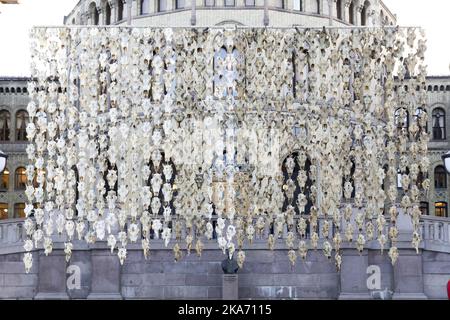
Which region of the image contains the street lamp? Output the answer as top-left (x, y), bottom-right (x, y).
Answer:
top-left (442, 151), bottom-right (450, 174)
top-left (0, 150), bottom-right (7, 173)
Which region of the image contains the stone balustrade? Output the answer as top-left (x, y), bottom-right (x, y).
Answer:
top-left (0, 218), bottom-right (26, 250)
top-left (1, 214), bottom-right (449, 253)
top-left (1, 215), bottom-right (450, 299)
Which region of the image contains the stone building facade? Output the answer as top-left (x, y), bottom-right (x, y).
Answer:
top-left (1, 0), bottom-right (448, 222)
top-left (0, 1), bottom-right (449, 300)
top-left (422, 77), bottom-right (450, 218)
top-left (0, 78), bottom-right (30, 220)
top-left (63, 0), bottom-right (396, 28)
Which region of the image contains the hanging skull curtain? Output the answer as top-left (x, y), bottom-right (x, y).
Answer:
top-left (24, 26), bottom-right (429, 273)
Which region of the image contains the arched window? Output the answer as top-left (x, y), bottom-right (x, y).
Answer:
top-left (224, 0), bottom-right (235, 6)
top-left (71, 165), bottom-right (80, 214)
top-left (434, 166), bottom-right (447, 189)
top-left (309, 0), bottom-right (320, 14)
top-left (117, 0), bottom-right (124, 21)
top-left (432, 108), bottom-right (446, 140)
top-left (282, 152), bottom-right (314, 238)
top-left (446, 85), bottom-right (450, 91)
top-left (417, 171), bottom-right (426, 190)
top-left (361, 1), bottom-right (369, 26)
top-left (419, 202), bottom-right (429, 216)
top-left (342, 160), bottom-right (356, 198)
top-left (0, 88), bottom-right (3, 93)
top-left (336, 0), bottom-right (342, 20)
top-left (14, 203), bottom-right (25, 219)
top-left (144, 151), bottom-right (177, 219)
top-left (434, 85), bottom-right (438, 91)
top-left (103, 161), bottom-right (118, 199)
top-left (414, 107), bottom-right (427, 134)
top-left (105, 1), bottom-right (112, 24)
top-left (427, 85), bottom-right (432, 91)
top-left (15, 167), bottom-right (26, 190)
top-left (0, 203), bottom-right (8, 220)
top-left (293, 0), bottom-right (302, 11)
top-left (0, 110), bottom-right (11, 141)
top-left (349, 0), bottom-right (355, 24)
top-left (0, 168), bottom-right (9, 191)
top-left (213, 46), bottom-right (242, 98)
top-left (397, 167), bottom-right (410, 189)
top-left (140, 0), bottom-right (150, 14)
top-left (435, 202), bottom-right (448, 218)
top-left (282, 152), bottom-right (314, 216)
top-left (89, 2), bottom-right (99, 25)
top-left (175, 0), bottom-right (185, 9)
top-left (440, 85), bottom-right (445, 92)
top-left (157, 0), bottom-right (167, 12)
top-left (381, 164), bottom-right (388, 191)
top-left (205, 0), bottom-right (215, 6)
top-left (394, 108), bottom-right (409, 131)
top-left (16, 110), bottom-right (29, 141)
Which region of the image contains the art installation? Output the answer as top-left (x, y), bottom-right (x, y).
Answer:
top-left (23, 26), bottom-right (429, 273)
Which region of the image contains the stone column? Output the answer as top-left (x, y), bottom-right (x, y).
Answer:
top-left (434, 222), bottom-right (440, 241)
top-left (66, 250), bottom-right (91, 299)
top-left (222, 274), bottom-right (238, 300)
top-left (443, 222), bottom-right (449, 242)
top-left (392, 249), bottom-right (427, 299)
top-left (109, 1), bottom-right (117, 24)
top-left (191, 0), bottom-right (196, 25)
top-left (87, 250), bottom-right (122, 299)
top-left (367, 9), bottom-right (376, 27)
top-left (10, 107), bottom-right (16, 143)
top-left (35, 251), bottom-right (69, 299)
top-left (126, 0), bottom-right (132, 25)
top-left (338, 249), bottom-right (371, 299)
top-left (131, 0), bottom-right (138, 16)
top-left (327, 0), bottom-right (334, 26)
top-left (397, 208), bottom-right (414, 242)
top-left (263, 0), bottom-right (269, 26)
top-left (355, 4), bottom-right (363, 26)
top-left (343, 0), bottom-right (351, 23)
top-left (81, 12), bottom-right (89, 25)
top-left (98, 8), bottom-right (104, 25)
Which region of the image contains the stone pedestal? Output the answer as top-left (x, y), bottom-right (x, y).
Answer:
top-left (338, 249), bottom-right (371, 299)
top-left (392, 250), bottom-right (428, 300)
top-left (87, 251), bottom-right (122, 300)
top-left (35, 251), bottom-right (69, 299)
top-left (222, 274), bottom-right (238, 300)
top-left (67, 251), bottom-right (91, 299)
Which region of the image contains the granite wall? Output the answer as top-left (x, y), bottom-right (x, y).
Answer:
top-left (0, 247), bottom-right (448, 299)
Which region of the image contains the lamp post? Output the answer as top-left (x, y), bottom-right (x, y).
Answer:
top-left (0, 150), bottom-right (7, 173)
top-left (442, 151), bottom-right (450, 174)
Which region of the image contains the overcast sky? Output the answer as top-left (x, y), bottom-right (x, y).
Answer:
top-left (0, 0), bottom-right (448, 76)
